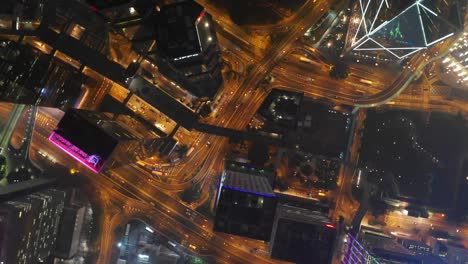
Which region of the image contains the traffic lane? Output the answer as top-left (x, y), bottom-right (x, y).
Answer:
top-left (103, 170), bottom-right (279, 264)
top-left (28, 130), bottom-right (228, 262)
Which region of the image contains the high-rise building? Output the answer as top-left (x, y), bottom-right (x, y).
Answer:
top-left (342, 229), bottom-right (448, 264)
top-left (1, 0), bottom-right (199, 132)
top-left (429, 238), bottom-right (468, 264)
top-left (440, 31), bottom-right (468, 89)
top-left (0, 40), bottom-right (85, 110)
top-left (214, 161), bottom-right (277, 241)
top-left (345, 0), bottom-right (464, 61)
top-left (0, 177), bottom-right (57, 202)
top-left (397, 238), bottom-right (432, 256)
top-left (54, 205), bottom-right (85, 259)
top-left (84, 0), bottom-right (132, 11)
top-left (342, 233), bottom-right (380, 264)
top-left (0, 188), bottom-right (66, 264)
top-left (49, 109), bottom-right (169, 173)
top-left (0, 0), bottom-right (44, 32)
top-left (1, 0), bottom-right (111, 62)
top-left (269, 203), bottom-right (337, 264)
top-left (155, 0), bottom-right (223, 99)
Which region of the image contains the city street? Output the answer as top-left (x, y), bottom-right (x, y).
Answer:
top-left (1, 0), bottom-right (467, 263)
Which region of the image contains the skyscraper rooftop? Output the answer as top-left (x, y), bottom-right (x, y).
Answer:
top-left (348, 0), bottom-right (463, 59)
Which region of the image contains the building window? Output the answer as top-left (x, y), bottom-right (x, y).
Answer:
top-left (68, 24), bottom-right (86, 40)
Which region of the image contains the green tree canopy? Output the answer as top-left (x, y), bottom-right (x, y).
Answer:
top-left (248, 140), bottom-right (269, 166)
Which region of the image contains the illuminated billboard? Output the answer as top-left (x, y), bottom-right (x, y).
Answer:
top-left (49, 110), bottom-right (119, 173)
top-left (49, 132), bottom-right (105, 173)
top-left (350, 0), bottom-right (461, 59)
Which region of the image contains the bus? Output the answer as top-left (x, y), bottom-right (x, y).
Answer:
top-left (359, 79), bottom-right (373, 85)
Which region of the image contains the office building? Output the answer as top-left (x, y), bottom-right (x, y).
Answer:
top-left (343, 233), bottom-right (380, 264)
top-left (84, 0), bottom-right (158, 27)
top-left (0, 188), bottom-right (66, 264)
top-left (49, 109), bottom-right (167, 173)
top-left (430, 240), bottom-right (468, 264)
top-left (346, 0), bottom-right (463, 61)
top-left (2, 0), bottom-right (199, 131)
top-left (84, 0), bottom-right (132, 11)
top-left (0, 0), bottom-right (44, 32)
top-left (214, 161), bottom-right (277, 241)
top-left (127, 76), bottom-right (199, 130)
top-left (344, 228), bottom-right (447, 264)
top-left (397, 238), bottom-right (432, 256)
top-left (0, 40), bottom-right (84, 110)
top-left (372, 248), bottom-right (423, 264)
top-left (255, 89), bottom-right (304, 133)
top-left (440, 31), bottom-right (468, 89)
top-left (155, 0), bottom-right (223, 99)
top-left (0, 177), bottom-right (57, 202)
top-left (2, 0), bottom-right (111, 57)
top-left (54, 206), bottom-right (86, 259)
top-left (269, 203), bottom-right (337, 264)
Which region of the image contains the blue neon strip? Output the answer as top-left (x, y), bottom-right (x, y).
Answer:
top-left (223, 186), bottom-right (276, 198)
top-left (342, 233), bottom-right (380, 264)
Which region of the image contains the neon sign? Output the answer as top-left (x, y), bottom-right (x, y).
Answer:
top-left (87, 155), bottom-right (102, 167)
top-left (195, 10), bottom-right (205, 25)
top-left (48, 132), bottom-right (105, 173)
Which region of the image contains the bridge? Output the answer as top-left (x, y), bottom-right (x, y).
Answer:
top-left (194, 122), bottom-right (284, 146)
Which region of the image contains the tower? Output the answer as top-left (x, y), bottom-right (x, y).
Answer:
top-left (0, 188), bottom-right (66, 264)
top-left (346, 0), bottom-right (463, 61)
top-left (214, 161), bottom-right (277, 241)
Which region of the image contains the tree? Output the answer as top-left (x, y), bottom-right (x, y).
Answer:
top-left (289, 153), bottom-right (305, 167)
top-left (180, 184), bottom-right (201, 204)
top-left (324, 179), bottom-right (338, 190)
top-left (199, 104), bottom-right (212, 118)
top-left (329, 60), bottom-right (349, 79)
top-left (352, 186), bottom-right (364, 200)
top-left (190, 257), bottom-right (205, 264)
top-left (176, 144), bottom-right (189, 158)
top-left (369, 198), bottom-right (389, 217)
top-left (245, 64), bottom-right (254, 75)
top-left (197, 199), bottom-right (215, 218)
top-left (0, 155), bottom-right (6, 179)
top-left (300, 164), bottom-right (313, 176)
top-left (248, 140), bottom-right (269, 166)
top-left (275, 177), bottom-right (288, 191)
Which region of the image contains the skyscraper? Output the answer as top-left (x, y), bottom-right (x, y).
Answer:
top-left (342, 233), bottom-right (380, 264)
top-left (49, 109), bottom-right (169, 173)
top-left (346, 0), bottom-right (463, 60)
top-left (0, 0), bottom-right (44, 32)
top-left (0, 40), bottom-right (84, 110)
top-left (269, 203), bottom-right (337, 264)
top-left (0, 188), bottom-right (66, 264)
top-left (214, 161), bottom-right (277, 241)
top-left (440, 31), bottom-right (468, 88)
top-left (54, 205), bottom-right (86, 259)
top-left (84, 0), bottom-right (132, 11)
top-left (2, 0), bottom-right (198, 132)
top-left (155, 0), bottom-right (223, 99)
